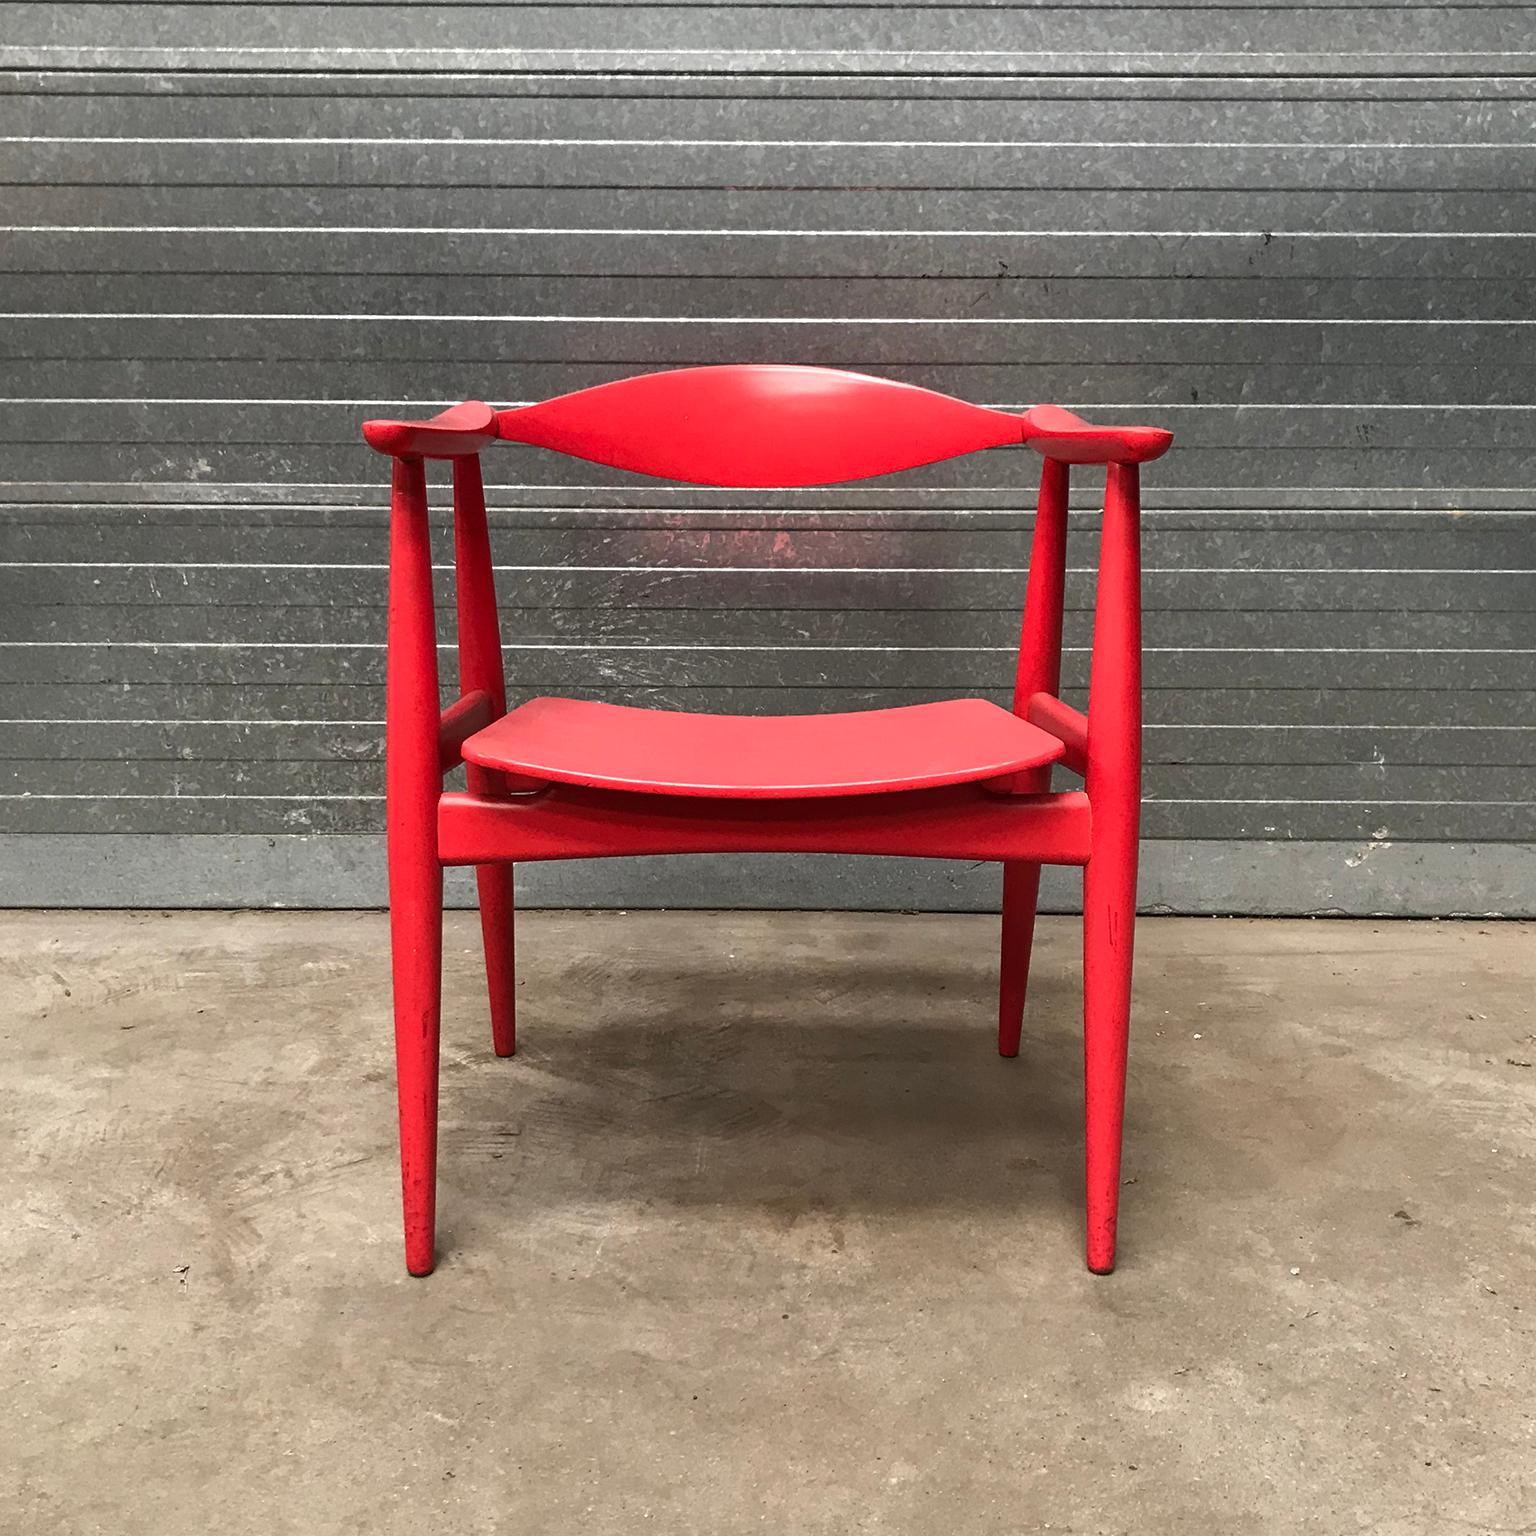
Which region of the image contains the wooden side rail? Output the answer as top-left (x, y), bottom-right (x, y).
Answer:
top-left (438, 784), bottom-right (1093, 867)
top-left (1026, 692), bottom-right (1088, 778)
top-left (438, 689), bottom-right (494, 773)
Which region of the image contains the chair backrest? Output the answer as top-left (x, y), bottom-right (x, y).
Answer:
top-left (495, 365), bottom-right (1170, 484)
top-left (362, 364), bottom-right (1171, 479)
top-left (494, 364), bottom-right (1021, 486)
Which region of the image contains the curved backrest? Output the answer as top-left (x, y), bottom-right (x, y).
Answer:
top-left (362, 366), bottom-right (1171, 474)
top-left (493, 364), bottom-right (1024, 487)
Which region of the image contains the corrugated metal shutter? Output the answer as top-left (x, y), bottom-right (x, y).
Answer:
top-left (2, 3), bottom-right (1532, 913)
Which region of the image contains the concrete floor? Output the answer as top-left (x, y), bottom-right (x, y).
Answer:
top-left (1, 912), bottom-right (1532, 1534)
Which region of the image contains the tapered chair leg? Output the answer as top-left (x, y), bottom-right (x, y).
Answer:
top-left (998, 861), bottom-right (1042, 1057)
top-left (390, 856), bottom-right (444, 1277)
top-left (386, 453), bottom-right (446, 1277)
top-left (1080, 460), bottom-right (1143, 1275)
top-left (1002, 457), bottom-right (1069, 1059)
top-left (1082, 855), bottom-right (1135, 1273)
top-left (451, 455), bottom-right (517, 1060)
top-left (475, 861), bottom-right (517, 1057)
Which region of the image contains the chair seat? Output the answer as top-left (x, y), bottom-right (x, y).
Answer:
top-left (462, 696), bottom-right (1066, 800)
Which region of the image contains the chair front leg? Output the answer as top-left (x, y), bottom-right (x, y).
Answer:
top-left (1082, 834), bottom-right (1137, 1273)
top-left (391, 830), bottom-right (444, 1276)
top-left (387, 455), bottom-right (445, 1276)
top-left (1081, 461), bottom-right (1142, 1274)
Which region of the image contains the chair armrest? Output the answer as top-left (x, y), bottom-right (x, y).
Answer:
top-left (363, 401), bottom-right (499, 458)
top-left (1020, 404), bottom-right (1172, 465)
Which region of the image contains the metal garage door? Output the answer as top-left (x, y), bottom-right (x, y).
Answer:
top-left (2, 3), bottom-right (1532, 913)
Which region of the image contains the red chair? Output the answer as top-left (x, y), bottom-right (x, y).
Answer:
top-left (362, 366), bottom-right (1172, 1277)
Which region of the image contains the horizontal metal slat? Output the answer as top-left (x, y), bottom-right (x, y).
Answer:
top-left (6, 182), bottom-right (1532, 229)
top-left (11, 139), bottom-right (1534, 194)
top-left (11, 91), bottom-right (1536, 146)
top-left (8, 316), bottom-right (1526, 368)
top-left (7, 232), bottom-right (1533, 285)
top-left (14, 4), bottom-right (1532, 59)
top-left (6, 520), bottom-right (1535, 571)
top-left (6, 565), bottom-right (1531, 614)
top-left (0, 640), bottom-right (1527, 690)
top-left (7, 604), bottom-right (1532, 651)
top-left (3, 681), bottom-right (1527, 726)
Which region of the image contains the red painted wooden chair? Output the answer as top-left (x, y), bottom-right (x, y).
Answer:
top-left (362, 366), bottom-right (1172, 1277)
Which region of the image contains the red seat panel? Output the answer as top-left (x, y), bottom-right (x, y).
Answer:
top-left (462, 696), bottom-right (1066, 799)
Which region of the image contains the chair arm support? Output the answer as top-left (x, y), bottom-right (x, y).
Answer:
top-left (1025, 692), bottom-right (1088, 777)
top-left (438, 689), bottom-right (494, 773)
top-left (363, 401), bottom-right (500, 458)
top-left (1020, 404), bottom-right (1172, 465)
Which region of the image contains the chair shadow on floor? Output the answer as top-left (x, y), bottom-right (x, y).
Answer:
top-left (432, 949), bottom-right (1182, 1247)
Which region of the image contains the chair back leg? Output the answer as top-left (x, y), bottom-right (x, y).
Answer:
top-left (473, 868), bottom-right (518, 1058)
top-left (999, 457), bottom-right (1070, 1055)
top-left (999, 863), bottom-right (1044, 1057)
top-left (452, 454), bottom-right (518, 1057)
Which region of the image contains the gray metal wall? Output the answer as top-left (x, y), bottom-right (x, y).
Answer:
top-left (1, 3), bottom-right (1533, 914)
